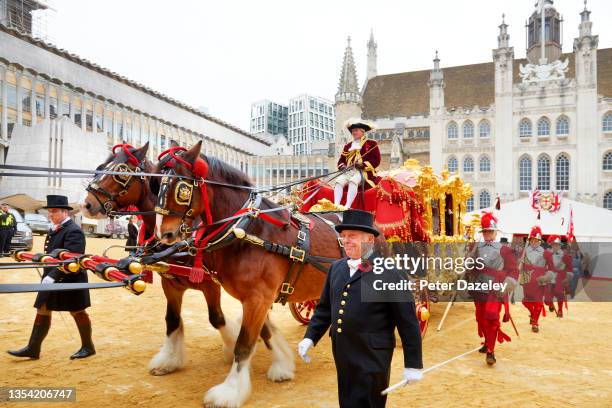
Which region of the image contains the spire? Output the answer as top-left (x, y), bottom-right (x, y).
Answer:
top-left (336, 36), bottom-right (361, 104)
top-left (579, 0), bottom-right (592, 37)
top-left (366, 29), bottom-right (377, 81)
top-left (429, 50), bottom-right (444, 85)
top-left (498, 13), bottom-right (510, 48)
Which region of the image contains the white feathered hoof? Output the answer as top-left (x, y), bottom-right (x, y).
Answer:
top-left (265, 319), bottom-right (295, 382)
top-left (148, 327), bottom-right (185, 376)
top-left (267, 361), bottom-right (295, 382)
top-left (203, 361), bottom-right (251, 408)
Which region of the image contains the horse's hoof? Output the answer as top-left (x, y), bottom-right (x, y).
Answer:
top-left (148, 350), bottom-right (183, 376)
top-left (204, 382), bottom-right (249, 408)
top-left (149, 367), bottom-right (175, 376)
top-left (267, 361), bottom-right (295, 382)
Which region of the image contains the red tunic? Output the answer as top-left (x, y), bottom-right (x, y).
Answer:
top-left (337, 138), bottom-right (382, 190)
top-left (544, 249), bottom-right (572, 292)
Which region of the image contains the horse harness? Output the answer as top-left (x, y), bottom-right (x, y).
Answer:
top-left (152, 148), bottom-right (346, 303)
top-left (156, 188), bottom-right (346, 304)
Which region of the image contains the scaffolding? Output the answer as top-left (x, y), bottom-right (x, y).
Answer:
top-left (0, 0), bottom-right (55, 42)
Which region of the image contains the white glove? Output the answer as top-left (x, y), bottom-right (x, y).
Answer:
top-left (297, 338), bottom-right (314, 363)
top-left (41, 276), bottom-right (55, 284)
top-left (402, 368), bottom-right (423, 385)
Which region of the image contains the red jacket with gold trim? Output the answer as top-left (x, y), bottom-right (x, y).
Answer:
top-left (337, 138), bottom-right (381, 190)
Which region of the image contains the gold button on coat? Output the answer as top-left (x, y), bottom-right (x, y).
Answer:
top-left (337, 328), bottom-right (342, 333)
top-left (340, 300), bottom-right (346, 306)
top-left (337, 319), bottom-right (342, 324)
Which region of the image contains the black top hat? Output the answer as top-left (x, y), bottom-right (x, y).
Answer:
top-left (43, 195), bottom-right (73, 210)
top-left (500, 237), bottom-right (509, 243)
top-left (334, 209), bottom-right (380, 237)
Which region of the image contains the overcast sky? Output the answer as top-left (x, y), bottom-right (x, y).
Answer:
top-left (47, 0), bottom-right (612, 131)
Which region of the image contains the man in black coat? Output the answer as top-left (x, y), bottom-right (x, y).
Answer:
top-left (298, 209), bottom-right (423, 407)
top-left (125, 215), bottom-right (139, 255)
top-left (7, 195), bottom-right (95, 360)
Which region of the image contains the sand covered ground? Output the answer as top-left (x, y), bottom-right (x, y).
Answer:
top-left (1, 236), bottom-right (611, 407)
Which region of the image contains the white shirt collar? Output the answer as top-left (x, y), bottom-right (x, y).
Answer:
top-left (347, 258), bottom-right (361, 277)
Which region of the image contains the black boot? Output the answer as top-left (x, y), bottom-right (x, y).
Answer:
top-left (7, 314), bottom-right (51, 359)
top-left (478, 345), bottom-right (488, 353)
top-left (70, 312), bottom-right (95, 360)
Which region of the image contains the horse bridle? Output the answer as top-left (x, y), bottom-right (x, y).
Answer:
top-left (154, 165), bottom-right (203, 235)
top-left (86, 160), bottom-right (146, 215)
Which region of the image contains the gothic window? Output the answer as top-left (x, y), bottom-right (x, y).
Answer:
top-left (479, 155), bottom-right (491, 172)
top-left (519, 155), bottom-right (532, 191)
top-left (479, 190), bottom-right (491, 209)
top-left (556, 154), bottom-right (569, 191)
top-left (479, 120), bottom-right (490, 138)
top-left (447, 122), bottom-right (458, 139)
top-left (447, 156), bottom-right (458, 173)
top-left (603, 152), bottom-right (612, 171)
top-left (519, 118), bottom-right (532, 137)
top-left (537, 117), bottom-right (550, 136)
top-left (556, 116), bottom-right (569, 135)
top-left (463, 156), bottom-right (474, 173)
top-left (466, 196), bottom-right (474, 212)
top-left (463, 120), bottom-right (474, 138)
top-left (603, 112), bottom-right (612, 132)
top-left (604, 191), bottom-right (612, 210)
top-left (537, 155), bottom-right (551, 190)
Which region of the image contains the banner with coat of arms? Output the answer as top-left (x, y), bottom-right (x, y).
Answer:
top-left (530, 190), bottom-right (561, 213)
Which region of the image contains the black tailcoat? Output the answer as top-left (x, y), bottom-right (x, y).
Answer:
top-left (305, 255), bottom-right (423, 408)
top-left (34, 219), bottom-right (90, 311)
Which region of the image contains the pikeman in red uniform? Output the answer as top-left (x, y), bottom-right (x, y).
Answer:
top-left (333, 118), bottom-right (381, 209)
top-left (520, 226), bottom-right (554, 333)
top-left (544, 235), bottom-right (573, 318)
top-left (468, 212), bottom-right (518, 366)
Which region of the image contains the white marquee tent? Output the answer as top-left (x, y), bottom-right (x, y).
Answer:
top-left (465, 197), bottom-right (612, 242)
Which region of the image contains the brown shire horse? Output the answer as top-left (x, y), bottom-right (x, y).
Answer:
top-left (153, 141), bottom-right (345, 407)
top-left (80, 142), bottom-right (246, 375)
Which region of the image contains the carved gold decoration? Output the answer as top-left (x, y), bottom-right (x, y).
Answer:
top-left (309, 198), bottom-right (345, 212)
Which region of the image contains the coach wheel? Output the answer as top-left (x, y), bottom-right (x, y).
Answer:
top-left (289, 300), bottom-right (318, 325)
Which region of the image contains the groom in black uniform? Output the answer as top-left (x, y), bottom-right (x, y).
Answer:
top-left (7, 195), bottom-right (95, 360)
top-left (298, 209), bottom-right (423, 407)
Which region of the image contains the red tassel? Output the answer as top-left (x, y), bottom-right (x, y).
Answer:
top-left (189, 267), bottom-right (205, 283)
top-left (537, 210), bottom-right (541, 220)
top-left (495, 195), bottom-right (501, 210)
